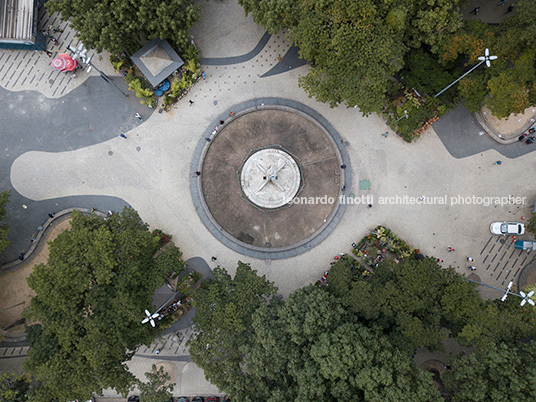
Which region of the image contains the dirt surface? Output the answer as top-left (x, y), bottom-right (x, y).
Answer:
top-left (0, 219), bottom-right (71, 335)
top-left (201, 108), bottom-right (341, 249)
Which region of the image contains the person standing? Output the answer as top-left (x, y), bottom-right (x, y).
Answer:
top-left (469, 6), bottom-right (480, 14)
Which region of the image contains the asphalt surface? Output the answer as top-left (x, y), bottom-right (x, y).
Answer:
top-left (0, 76), bottom-right (152, 263)
top-left (433, 103), bottom-right (536, 159)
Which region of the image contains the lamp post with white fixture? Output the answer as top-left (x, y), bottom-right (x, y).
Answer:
top-left (435, 48), bottom-right (497, 98)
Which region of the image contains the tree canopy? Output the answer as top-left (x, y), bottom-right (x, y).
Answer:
top-left (443, 341), bottom-right (536, 400)
top-left (240, 0), bottom-right (536, 118)
top-left (239, 0), bottom-right (463, 115)
top-left (240, 286), bottom-right (442, 401)
top-left (0, 371), bottom-right (32, 402)
top-left (0, 190), bottom-right (10, 254)
top-left (190, 252), bottom-right (536, 400)
top-left (24, 208), bottom-right (175, 400)
top-left (188, 262), bottom-right (277, 395)
top-left (137, 364), bottom-right (175, 402)
top-left (189, 264), bottom-right (441, 400)
top-left (326, 255), bottom-right (536, 351)
top-left (46, 0), bottom-right (200, 54)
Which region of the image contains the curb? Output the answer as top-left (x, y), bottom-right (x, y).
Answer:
top-left (0, 208), bottom-right (107, 273)
top-left (473, 111), bottom-right (536, 145)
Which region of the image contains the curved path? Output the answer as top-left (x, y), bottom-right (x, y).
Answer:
top-left (2, 0), bottom-right (536, 300)
top-left (0, 76), bottom-right (142, 263)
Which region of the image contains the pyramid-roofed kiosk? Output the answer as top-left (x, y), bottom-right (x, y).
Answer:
top-left (131, 39), bottom-right (184, 87)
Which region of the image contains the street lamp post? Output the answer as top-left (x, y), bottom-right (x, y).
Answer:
top-left (395, 109), bottom-right (409, 122)
top-left (435, 48), bottom-right (497, 98)
top-left (465, 278), bottom-right (535, 307)
top-left (67, 43), bottom-right (129, 97)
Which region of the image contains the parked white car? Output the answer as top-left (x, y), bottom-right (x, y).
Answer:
top-left (490, 222), bottom-right (525, 235)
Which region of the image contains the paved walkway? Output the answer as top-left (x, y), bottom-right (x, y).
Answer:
top-left (1, 0), bottom-right (536, 399)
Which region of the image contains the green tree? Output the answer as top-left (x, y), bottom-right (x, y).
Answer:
top-left (155, 244), bottom-right (185, 279)
top-left (137, 364), bottom-right (175, 402)
top-left (443, 341), bottom-right (536, 400)
top-left (402, 49), bottom-right (455, 95)
top-left (0, 372), bottom-right (32, 401)
top-left (46, 0), bottom-right (200, 54)
top-left (438, 3), bottom-right (536, 118)
top-left (24, 208), bottom-right (172, 400)
top-left (239, 0), bottom-right (463, 114)
top-left (240, 286), bottom-right (442, 401)
top-left (528, 212), bottom-right (536, 237)
top-left (0, 190), bottom-right (10, 253)
top-left (188, 262), bottom-right (277, 395)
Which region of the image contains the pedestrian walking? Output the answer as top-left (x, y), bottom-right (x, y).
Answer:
top-left (340, 164), bottom-right (346, 169)
top-left (202, 71), bottom-right (206, 79)
top-left (229, 111), bottom-right (235, 117)
top-left (467, 257), bottom-right (474, 262)
top-left (341, 185), bottom-right (346, 191)
top-left (437, 258), bottom-right (444, 263)
top-left (495, 160), bottom-right (502, 165)
top-left (155, 349), bottom-right (161, 355)
top-left (48, 212), bottom-right (55, 218)
top-left (18, 253), bottom-right (24, 261)
top-left (469, 7), bottom-right (480, 15)
top-left (120, 134), bottom-right (127, 139)
top-left (45, 50), bottom-right (53, 57)
top-left (469, 266), bottom-right (477, 271)
top-left (205, 137), bottom-right (211, 142)
top-left (211, 256), bottom-right (217, 261)
top-left (505, 5), bottom-right (513, 13)
top-left (219, 120), bottom-right (225, 125)
top-left (37, 226), bottom-right (43, 231)
top-left (448, 247), bottom-right (455, 252)
top-left (195, 171), bottom-right (201, 176)
top-left (135, 112), bottom-right (142, 120)
top-left (189, 100), bottom-right (194, 106)
top-left (71, 74), bottom-right (76, 79)
top-left (368, 204), bottom-right (373, 208)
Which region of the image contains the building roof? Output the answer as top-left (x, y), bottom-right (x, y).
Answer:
top-left (0, 0), bottom-right (36, 42)
top-left (131, 39), bottom-right (184, 87)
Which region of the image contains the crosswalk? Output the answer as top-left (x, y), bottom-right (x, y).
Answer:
top-left (480, 235), bottom-right (536, 286)
top-left (0, 345), bottom-right (29, 358)
top-left (135, 327), bottom-right (193, 357)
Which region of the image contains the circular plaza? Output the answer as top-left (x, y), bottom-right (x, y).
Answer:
top-left (195, 104), bottom-right (347, 258)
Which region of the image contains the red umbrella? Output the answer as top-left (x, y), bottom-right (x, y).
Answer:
top-left (51, 53), bottom-right (78, 72)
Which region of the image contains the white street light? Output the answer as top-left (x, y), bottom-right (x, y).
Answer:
top-left (141, 309), bottom-right (160, 327)
top-left (435, 48), bottom-right (497, 97)
top-left (466, 278), bottom-right (534, 307)
top-left (478, 48), bottom-right (498, 68)
top-left (520, 290), bottom-right (535, 307)
top-left (501, 281), bottom-right (513, 301)
top-left (395, 109), bottom-right (409, 122)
